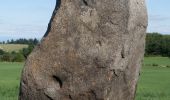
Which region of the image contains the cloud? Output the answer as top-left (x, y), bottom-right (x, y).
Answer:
top-left (147, 22), bottom-right (170, 34)
top-left (147, 14), bottom-right (170, 34)
top-left (148, 25), bottom-right (168, 33)
top-left (0, 18), bottom-right (4, 24)
top-left (149, 14), bottom-right (170, 22)
top-left (0, 24), bottom-right (47, 39)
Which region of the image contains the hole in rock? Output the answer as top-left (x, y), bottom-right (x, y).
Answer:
top-left (96, 40), bottom-right (102, 46)
top-left (69, 95), bottom-right (73, 100)
top-left (53, 75), bottom-right (63, 88)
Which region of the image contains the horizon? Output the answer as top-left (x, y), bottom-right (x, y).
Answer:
top-left (1, 32), bottom-right (169, 43)
top-left (0, 0), bottom-right (170, 41)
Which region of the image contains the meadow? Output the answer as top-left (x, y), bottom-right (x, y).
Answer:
top-left (136, 57), bottom-right (170, 100)
top-left (0, 62), bottom-right (23, 100)
top-left (0, 44), bottom-right (28, 52)
top-left (0, 57), bottom-right (170, 100)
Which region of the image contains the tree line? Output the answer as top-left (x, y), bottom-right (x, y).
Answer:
top-left (0, 38), bottom-right (39, 45)
top-left (0, 38), bottom-right (39, 62)
top-left (145, 33), bottom-right (170, 57)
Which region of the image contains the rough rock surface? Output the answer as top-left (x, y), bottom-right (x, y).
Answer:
top-left (19, 0), bottom-right (147, 100)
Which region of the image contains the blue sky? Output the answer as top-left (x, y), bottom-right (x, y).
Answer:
top-left (0, 0), bottom-right (55, 41)
top-left (0, 0), bottom-right (170, 41)
top-left (147, 0), bottom-right (170, 34)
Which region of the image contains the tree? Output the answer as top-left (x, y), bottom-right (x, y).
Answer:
top-left (12, 52), bottom-right (25, 62)
top-left (1, 53), bottom-right (12, 62)
top-left (145, 33), bottom-right (170, 57)
top-left (0, 49), bottom-right (5, 55)
top-left (5, 38), bottom-right (39, 45)
top-left (22, 45), bottom-right (34, 59)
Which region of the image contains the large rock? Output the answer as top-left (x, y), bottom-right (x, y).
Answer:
top-left (19, 0), bottom-right (147, 100)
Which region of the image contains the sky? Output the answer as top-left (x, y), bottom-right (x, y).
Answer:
top-left (0, 0), bottom-right (170, 41)
top-left (0, 0), bottom-right (56, 41)
top-left (147, 0), bottom-right (170, 34)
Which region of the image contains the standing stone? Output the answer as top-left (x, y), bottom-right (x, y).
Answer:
top-left (19, 0), bottom-right (147, 100)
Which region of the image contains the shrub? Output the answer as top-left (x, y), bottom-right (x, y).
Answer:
top-left (12, 52), bottom-right (25, 62)
top-left (0, 49), bottom-right (5, 55)
top-left (1, 53), bottom-right (12, 62)
top-left (152, 63), bottom-right (159, 67)
top-left (22, 45), bottom-right (34, 59)
top-left (166, 65), bottom-right (170, 68)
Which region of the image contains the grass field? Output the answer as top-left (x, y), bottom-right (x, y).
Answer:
top-left (0, 57), bottom-right (170, 100)
top-left (136, 57), bottom-right (170, 100)
top-left (0, 62), bottom-right (23, 100)
top-left (0, 44), bottom-right (28, 52)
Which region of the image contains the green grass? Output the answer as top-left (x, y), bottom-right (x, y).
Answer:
top-left (0, 57), bottom-right (170, 100)
top-left (143, 57), bottom-right (170, 66)
top-left (0, 44), bottom-right (28, 52)
top-left (136, 57), bottom-right (170, 100)
top-left (0, 62), bottom-right (23, 100)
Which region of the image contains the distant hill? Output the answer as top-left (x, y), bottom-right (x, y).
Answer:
top-left (0, 44), bottom-right (28, 52)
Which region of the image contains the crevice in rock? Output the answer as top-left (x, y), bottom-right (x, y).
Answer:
top-left (44, 93), bottom-right (54, 100)
top-left (53, 75), bottom-right (63, 88)
top-left (96, 40), bottom-right (102, 46)
top-left (83, 0), bottom-right (88, 6)
top-left (110, 69), bottom-right (119, 77)
top-left (109, 20), bottom-right (119, 26)
top-left (69, 95), bottom-right (73, 100)
top-left (90, 90), bottom-right (97, 100)
top-left (113, 70), bottom-right (119, 77)
top-left (121, 48), bottom-right (125, 58)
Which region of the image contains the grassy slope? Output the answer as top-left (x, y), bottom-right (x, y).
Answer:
top-left (0, 57), bottom-right (170, 100)
top-left (0, 44), bottom-right (28, 52)
top-left (0, 62), bottom-right (23, 100)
